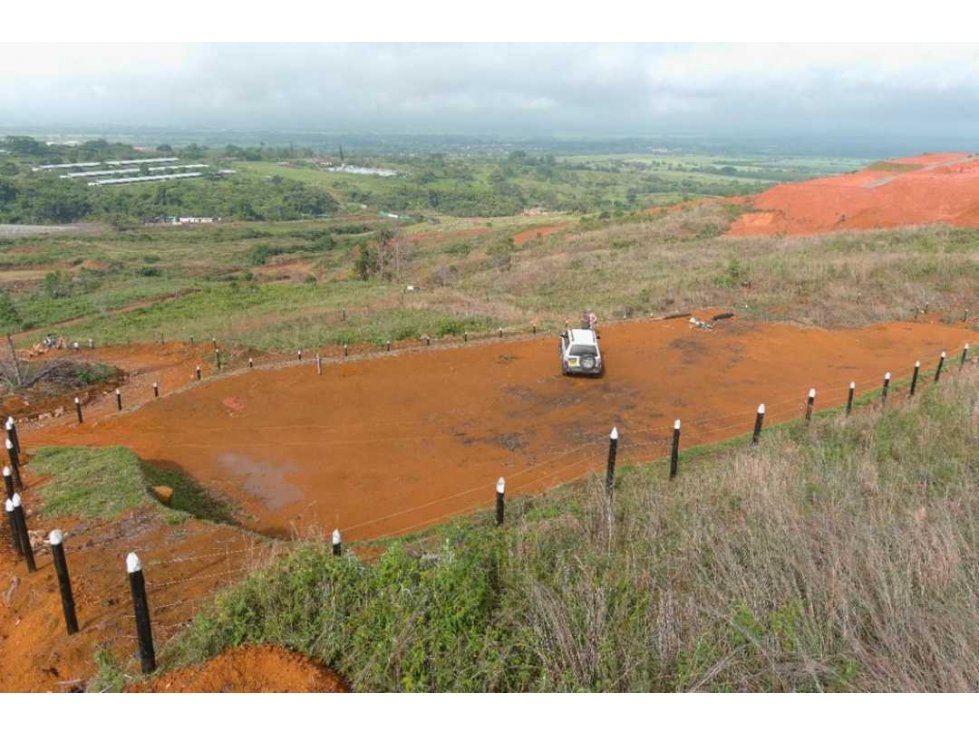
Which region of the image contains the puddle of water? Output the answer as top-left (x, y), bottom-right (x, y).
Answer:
top-left (217, 452), bottom-right (304, 510)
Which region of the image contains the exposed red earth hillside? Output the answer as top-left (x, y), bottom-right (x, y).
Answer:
top-left (729, 152), bottom-right (979, 236)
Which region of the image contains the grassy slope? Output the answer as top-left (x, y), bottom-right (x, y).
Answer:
top-left (162, 367), bottom-right (979, 691)
top-left (32, 445), bottom-right (236, 524)
top-left (6, 203), bottom-right (979, 351)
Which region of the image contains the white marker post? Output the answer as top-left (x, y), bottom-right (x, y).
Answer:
top-left (126, 552), bottom-right (156, 673)
top-left (2, 465), bottom-right (13, 499)
top-left (332, 528), bottom-right (342, 557)
top-left (495, 477), bottom-right (506, 526)
top-left (605, 427), bottom-right (619, 498)
top-left (74, 396), bottom-right (83, 424)
top-left (669, 419), bottom-right (681, 479)
top-left (846, 382), bottom-right (856, 416)
top-left (805, 389), bottom-right (816, 424)
top-left (49, 530), bottom-right (79, 634)
top-left (11, 493), bottom-right (35, 573)
top-left (5, 495), bottom-right (21, 556)
top-left (5, 438), bottom-right (22, 490)
top-left (153, 382), bottom-right (159, 398)
top-left (910, 361), bottom-right (921, 397)
top-left (961, 344), bottom-right (970, 371)
top-left (881, 372), bottom-right (891, 406)
top-left (751, 404), bottom-right (766, 445)
top-left (115, 388), bottom-right (122, 412)
top-left (935, 352), bottom-right (946, 383)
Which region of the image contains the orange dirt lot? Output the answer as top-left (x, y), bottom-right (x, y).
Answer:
top-left (24, 315), bottom-right (975, 541)
top-left (728, 152), bottom-right (979, 236)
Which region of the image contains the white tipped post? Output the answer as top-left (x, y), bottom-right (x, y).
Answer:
top-left (11, 492), bottom-right (35, 572)
top-left (4, 416), bottom-right (18, 458)
top-left (846, 382), bottom-right (856, 416)
top-left (605, 427), bottom-right (619, 497)
top-left (751, 403), bottom-right (766, 445)
top-left (669, 419), bottom-right (682, 479)
top-left (153, 381), bottom-right (159, 398)
top-left (332, 528), bottom-right (342, 556)
top-left (74, 396), bottom-right (83, 423)
top-left (115, 388), bottom-right (122, 411)
top-left (2, 465), bottom-right (12, 499)
top-left (495, 477), bottom-right (506, 526)
top-left (126, 551), bottom-right (155, 673)
top-left (935, 352), bottom-right (946, 383)
top-left (49, 529), bottom-right (78, 634)
top-left (910, 361), bottom-right (921, 396)
top-left (5, 495), bottom-right (21, 557)
top-left (5, 438), bottom-right (22, 490)
top-left (882, 372), bottom-right (891, 406)
top-left (805, 388), bottom-right (816, 424)
top-left (961, 344), bottom-right (970, 370)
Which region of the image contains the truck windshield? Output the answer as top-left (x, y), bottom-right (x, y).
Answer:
top-left (569, 345), bottom-right (597, 356)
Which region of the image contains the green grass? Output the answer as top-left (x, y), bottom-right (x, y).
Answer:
top-left (32, 445), bottom-right (236, 525)
top-left (161, 368), bottom-right (979, 691)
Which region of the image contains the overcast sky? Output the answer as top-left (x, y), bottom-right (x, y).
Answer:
top-left (2, 43), bottom-right (979, 142)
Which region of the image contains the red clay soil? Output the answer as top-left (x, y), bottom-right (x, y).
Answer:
top-left (128, 645), bottom-right (349, 692)
top-left (0, 500), bottom-right (271, 692)
top-left (512, 225), bottom-right (567, 245)
top-left (22, 314), bottom-right (975, 541)
top-left (728, 152), bottom-right (979, 236)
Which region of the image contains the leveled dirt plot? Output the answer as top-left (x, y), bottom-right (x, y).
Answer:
top-left (27, 316), bottom-right (974, 540)
top-left (729, 152), bottom-right (979, 236)
top-left (512, 224), bottom-right (567, 245)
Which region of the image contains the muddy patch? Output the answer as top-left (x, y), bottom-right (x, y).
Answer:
top-left (217, 453), bottom-right (304, 510)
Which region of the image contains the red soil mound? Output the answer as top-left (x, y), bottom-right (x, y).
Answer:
top-left (24, 315), bottom-right (974, 542)
top-left (129, 645), bottom-right (349, 692)
top-left (728, 152), bottom-right (979, 236)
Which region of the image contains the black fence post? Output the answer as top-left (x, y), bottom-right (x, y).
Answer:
top-left (532, 323), bottom-right (537, 335)
top-left (12, 494), bottom-right (35, 573)
top-left (195, 365), bottom-right (202, 381)
top-left (297, 349), bottom-right (303, 362)
top-left (6, 438), bottom-right (22, 490)
top-left (910, 361), bottom-right (920, 396)
top-left (75, 396), bottom-right (83, 424)
top-left (751, 403), bottom-right (765, 445)
top-left (498, 328), bottom-right (503, 339)
top-left (605, 427), bottom-right (619, 498)
top-left (343, 344), bottom-right (349, 358)
top-left (881, 372), bottom-right (891, 406)
top-left (425, 336), bottom-right (431, 347)
top-left (495, 477), bottom-right (506, 525)
top-left (5, 496), bottom-right (21, 556)
top-left (248, 358), bottom-right (254, 369)
top-left (669, 419), bottom-right (681, 480)
top-left (3, 465), bottom-right (13, 499)
top-left (6, 416), bottom-right (20, 457)
top-left (332, 528), bottom-right (342, 557)
top-left (464, 332), bottom-right (468, 343)
top-left (386, 341), bottom-right (391, 352)
top-left (935, 352), bottom-right (946, 383)
top-left (214, 349), bottom-right (221, 370)
top-left (846, 381), bottom-right (855, 416)
top-left (805, 388), bottom-right (816, 424)
top-left (115, 388), bottom-right (122, 412)
top-left (49, 529), bottom-right (79, 635)
top-left (962, 344), bottom-right (970, 371)
top-left (153, 382), bottom-right (159, 398)
top-left (126, 553), bottom-right (156, 674)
